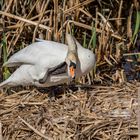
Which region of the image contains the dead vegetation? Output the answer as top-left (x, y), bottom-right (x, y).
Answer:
top-left (0, 83), bottom-right (139, 139)
top-left (0, 0), bottom-right (140, 139)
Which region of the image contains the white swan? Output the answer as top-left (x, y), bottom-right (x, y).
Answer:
top-left (0, 34), bottom-right (95, 88)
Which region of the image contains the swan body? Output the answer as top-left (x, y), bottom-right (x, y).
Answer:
top-left (0, 36), bottom-right (95, 88)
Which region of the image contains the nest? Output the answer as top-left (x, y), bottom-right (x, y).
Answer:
top-left (0, 83), bottom-right (138, 139)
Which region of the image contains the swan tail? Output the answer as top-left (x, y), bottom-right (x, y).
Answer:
top-left (0, 79), bottom-right (11, 88)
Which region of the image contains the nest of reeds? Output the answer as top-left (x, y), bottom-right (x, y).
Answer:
top-left (0, 0), bottom-right (140, 139)
top-left (0, 83), bottom-right (139, 139)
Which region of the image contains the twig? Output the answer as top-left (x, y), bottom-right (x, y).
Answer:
top-left (123, 52), bottom-right (140, 56)
top-left (18, 116), bottom-right (53, 140)
top-left (20, 102), bottom-right (44, 105)
top-left (115, 120), bottom-right (122, 135)
top-left (63, 0), bottom-right (95, 14)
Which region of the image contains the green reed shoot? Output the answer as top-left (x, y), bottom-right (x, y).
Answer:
top-left (83, 32), bottom-right (87, 48)
top-left (1, 34), bottom-right (11, 80)
top-left (88, 23), bottom-right (96, 51)
top-left (132, 11), bottom-right (140, 43)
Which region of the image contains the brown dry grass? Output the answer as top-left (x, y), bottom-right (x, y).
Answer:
top-left (0, 83), bottom-right (139, 139)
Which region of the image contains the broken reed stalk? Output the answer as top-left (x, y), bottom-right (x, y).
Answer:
top-left (18, 116), bottom-right (53, 140)
top-left (63, 0), bottom-right (95, 14)
top-left (5, 18), bottom-right (50, 30)
top-left (67, 20), bottom-right (125, 41)
top-left (0, 11), bottom-right (52, 31)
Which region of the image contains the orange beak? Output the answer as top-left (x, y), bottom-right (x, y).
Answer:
top-left (69, 66), bottom-right (76, 79)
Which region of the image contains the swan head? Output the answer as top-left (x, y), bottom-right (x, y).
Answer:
top-left (65, 34), bottom-right (96, 79)
top-left (75, 40), bottom-right (96, 76)
top-left (79, 48), bottom-right (95, 76)
top-left (66, 33), bottom-right (78, 79)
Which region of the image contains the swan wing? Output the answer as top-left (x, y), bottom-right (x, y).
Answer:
top-left (3, 41), bottom-right (67, 67)
top-left (0, 63), bottom-right (68, 88)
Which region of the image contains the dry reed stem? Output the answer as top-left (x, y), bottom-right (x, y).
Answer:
top-left (63, 0), bottom-right (95, 14)
top-left (79, 8), bottom-right (96, 21)
top-left (7, 19), bottom-right (50, 28)
top-left (123, 52), bottom-right (140, 56)
top-left (53, 0), bottom-right (58, 41)
top-left (32, 0), bottom-right (50, 42)
top-left (18, 116), bottom-right (53, 140)
top-left (68, 20), bottom-right (125, 41)
top-left (1, 0), bottom-right (13, 18)
top-left (97, 12), bottom-right (114, 32)
top-left (30, 10), bottom-right (51, 21)
top-left (116, 0), bottom-right (123, 29)
top-left (104, 55), bottom-right (113, 66)
top-left (4, 13), bottom-right (51, 31)
top-left (127, 4), bottom-right (133, 39)
top-left (0, 11), bottom-right (52, 31)
top-left (12, 18), bottom-right (26, 47)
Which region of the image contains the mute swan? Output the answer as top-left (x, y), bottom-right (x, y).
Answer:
top-left (0, 34), bottom-right (95, 88)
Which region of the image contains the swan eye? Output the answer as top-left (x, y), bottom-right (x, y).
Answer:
top-left (69, 61), bottom-right (76, 69)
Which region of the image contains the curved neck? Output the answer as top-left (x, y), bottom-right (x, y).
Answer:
top-left (66, 34), bottom-right (77, 53)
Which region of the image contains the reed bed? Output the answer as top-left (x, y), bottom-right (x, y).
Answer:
top-left (0, 0), bottom-right (140, 139)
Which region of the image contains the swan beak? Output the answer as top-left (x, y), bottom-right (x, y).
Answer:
top-left (70, 66), bottom-right (75, 79)
top-left (69, 61), bottom-right (76, 79)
